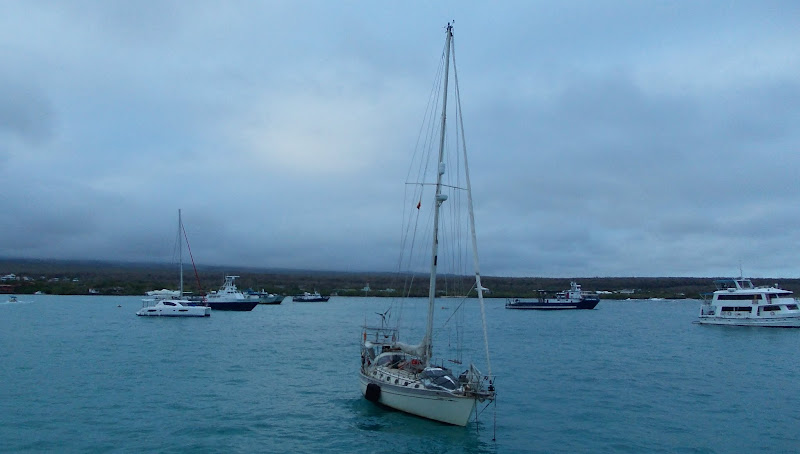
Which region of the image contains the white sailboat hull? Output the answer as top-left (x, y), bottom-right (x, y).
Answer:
top-left (359, 372), bottom-right (477, 426)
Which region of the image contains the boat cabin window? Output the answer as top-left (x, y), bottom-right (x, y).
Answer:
top-left (717, 294), bottom-right (762, 301)
top-left (164, 301), bottom-right (176, 306)
top-left (767, 293), bottom-right (791, 300)
top-left (762, 305), bottom-right (781, 312)
top-left (786, 304), bottom-right (798, 310)
top-left (721, 306), bottom-right (753, 312)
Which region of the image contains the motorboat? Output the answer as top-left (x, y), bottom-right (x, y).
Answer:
top-left (205, 275), bottom-right (259, 311)
top-left (292, 291), bottom-right (329, 302)
top-left (243, 288), bottom-right (284, 304)
top-left (694, 278), bottom-right (800, 327)
top-left (137, 298), bottom-right (210, 317)
top-left (259, 293), bottom-right (285, 304)
top-left (505, 281), bottom-right (600, 310)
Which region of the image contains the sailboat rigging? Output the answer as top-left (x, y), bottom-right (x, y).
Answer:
top-left (359, 23), bottom-right (495, 427)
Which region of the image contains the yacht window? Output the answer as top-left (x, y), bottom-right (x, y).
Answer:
top-left (786, 304), bottom-right (798, 310)
top-left (721, 306), bottom-right (752, 312)
top-left (763, 305), bottom-right (781, 312)
top-left (718, 294), bottom-right (762, 301)
top-left (767, 293), bottom-right (790, 301)
top-left (164, 301), bottom-right (176, 306)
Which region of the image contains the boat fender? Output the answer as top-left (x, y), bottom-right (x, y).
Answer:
top-left (365, 383), bottom-right (381, 402)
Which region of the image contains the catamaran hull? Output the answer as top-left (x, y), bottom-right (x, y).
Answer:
top-left (694, 317), bottom-right (800, 328)
top-left (136, 308), bottom-right (210, 317)
top-left (358, 373), bottom-right (476, 426)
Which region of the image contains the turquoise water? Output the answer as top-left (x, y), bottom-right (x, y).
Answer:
top-left (1, 295), bottom-right (799, 453)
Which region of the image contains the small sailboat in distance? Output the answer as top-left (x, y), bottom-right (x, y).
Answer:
top-left (137, 209), bottom-right (210, 317)
top-left (359, 23), bottom-right (495, 427)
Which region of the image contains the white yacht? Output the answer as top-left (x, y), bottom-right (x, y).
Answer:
top-left (137, 299), bottom-right (210, 317)
top-left (695, 278), bottom-right (800, 327)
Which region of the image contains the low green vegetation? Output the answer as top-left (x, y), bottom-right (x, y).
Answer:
top-left (2, 258), bottom-right (799, 299)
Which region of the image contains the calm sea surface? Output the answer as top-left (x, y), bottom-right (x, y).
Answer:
top-left (1, 295), bottom-right (799, 453)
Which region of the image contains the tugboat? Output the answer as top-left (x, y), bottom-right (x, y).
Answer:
top-left (695, 277), bottom-right (800, 327)
top-left (505, 281), bottom-right (600, 310)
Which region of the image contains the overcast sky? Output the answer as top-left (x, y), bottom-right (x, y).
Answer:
top-left (1, 1), bottom-right (799, 278)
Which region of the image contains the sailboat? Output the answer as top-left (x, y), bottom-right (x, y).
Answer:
top-left (359, 23), bottom-right (495, 426)
top-left (137, 210), bottom-right (210, 317)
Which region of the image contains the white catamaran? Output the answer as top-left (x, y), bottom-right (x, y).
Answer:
top-left (359, 23), bottom-right (495, 427)
top-left (137, 209), bottom-right (210, 317)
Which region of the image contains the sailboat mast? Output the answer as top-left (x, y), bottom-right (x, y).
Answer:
top-left (424, 23), bottom-right (454, 367)
top-left (178, 209), bottom-right (184, 298)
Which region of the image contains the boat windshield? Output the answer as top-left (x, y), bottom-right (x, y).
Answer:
top-left (420, 367), bottom-right (458, 391)
top-left (714, 278), bottom-right (754, 290)
top-left (735, 279), bottom-right (754, 289)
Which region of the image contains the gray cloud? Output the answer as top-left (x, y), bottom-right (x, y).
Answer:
top-left (1, 1), bottom-right (799, 278)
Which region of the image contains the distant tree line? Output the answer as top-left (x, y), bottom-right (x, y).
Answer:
top-left (2, 258), bottom-right (799, 299)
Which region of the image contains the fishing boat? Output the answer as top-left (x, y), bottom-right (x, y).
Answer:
top-left (359, 23), bottom-right (495, 427)
top-left (138, 209), bottom-right (210, 317)
top-left (694, 277), bottom-right (800, 327)
top-left (505, 281), bottom-right (600, 310)
top-left (205, 275), bottom-right (259, 311)
top-left (292, 291), bottom-right (329, 302)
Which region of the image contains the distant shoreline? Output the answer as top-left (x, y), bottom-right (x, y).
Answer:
top-left (2, 258), bottom-right (799, 299)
